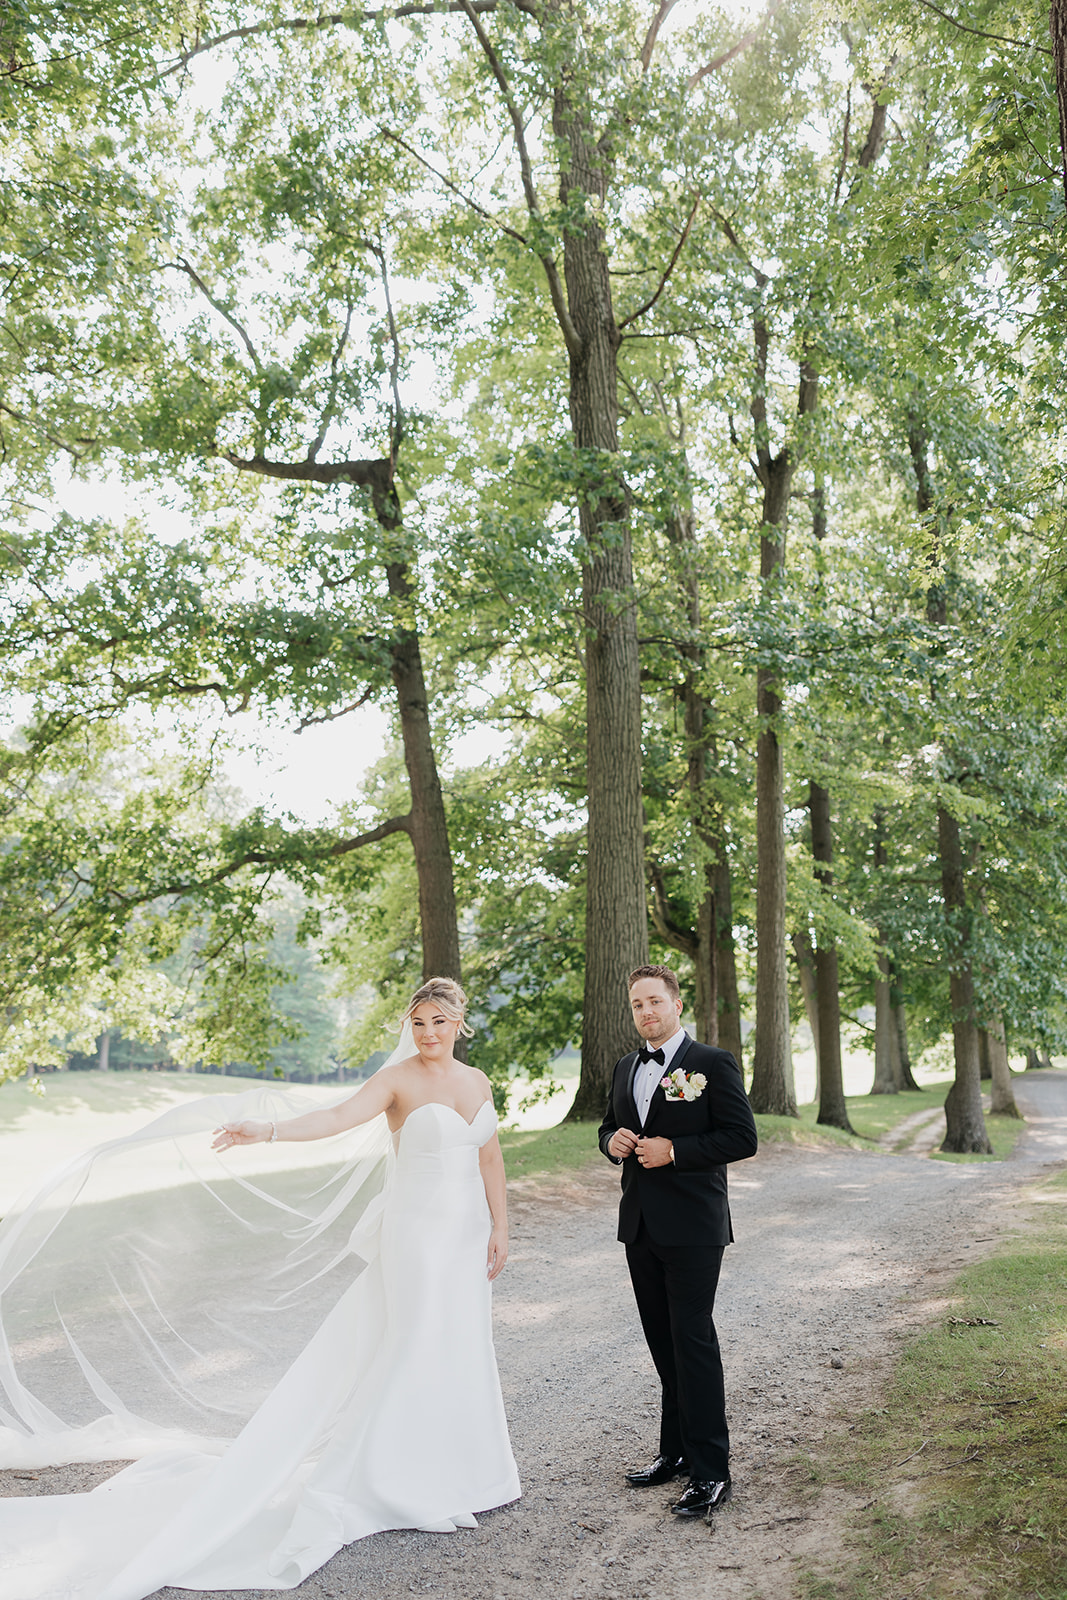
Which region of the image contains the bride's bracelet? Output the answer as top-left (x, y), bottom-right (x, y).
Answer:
top-left (268, 1121), bottom-right (278, 1143)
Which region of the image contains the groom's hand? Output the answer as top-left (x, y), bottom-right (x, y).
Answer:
top-left (635, 1136), bottom-right (673, 1168)
top-left (608, 1127), bottom-right (639, 1161)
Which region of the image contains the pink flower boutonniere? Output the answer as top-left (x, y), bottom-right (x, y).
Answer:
top-left (660, 1068), bottom-right (708, 1103)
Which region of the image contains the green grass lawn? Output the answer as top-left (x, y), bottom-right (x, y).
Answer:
top-left (0, 1068), bottom-right (244, 1128)
top-left (932, 1110), bottom-right (1028, 1164)
top-left (755, 1089), bottom-right (938, 1151)
top-left (499, 1082), bottom-right (1028, 1183)
top-left (801, 1172), bottom-right (1067, 1600)
top-left (498, 1119), bottom-right (601, 1181)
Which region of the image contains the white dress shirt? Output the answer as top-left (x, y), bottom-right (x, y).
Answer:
top-left (633, 1026), bottom-right (687, 1127)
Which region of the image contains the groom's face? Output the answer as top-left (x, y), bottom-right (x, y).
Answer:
top-left (629, 978), bottom-right (683, 1046)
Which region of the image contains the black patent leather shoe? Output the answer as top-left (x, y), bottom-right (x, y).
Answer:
top-left (625, 1454), bottom-right (689, 1488)
top-left (670, 1477), bottom-right (732, 1517)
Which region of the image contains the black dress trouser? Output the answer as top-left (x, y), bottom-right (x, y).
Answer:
top-left (625, 1220), bottom-right (728, 1480)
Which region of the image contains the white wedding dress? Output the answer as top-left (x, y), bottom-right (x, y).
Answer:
top-left (0, 1094), bottom-right (519, 1600)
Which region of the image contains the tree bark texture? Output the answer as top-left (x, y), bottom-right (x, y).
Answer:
top-left (667, 495), bottom-right (739, 1052)
top-left (872, 951), bottom-right (898, 1093)
top-left (892, 993), bottom-right (921, 1091)
top-left (809, 781), bottom-right (853, 1131)
top-left (714, 853), bottom-right (744, 1065)
top-left (97, 1031), bottom-right (110, 1072)
top-left (748, 342), bottom-right (816, 1115)
top-left (910, 420), bottom-right (990, 1152)
top-left (872, 820), bottom-right (897, 1094)
top-left (554, 104), bottom-right (648, 1120)
top-left (1052, 0), bottom-right (1067, 211)
top-left (750, 666), bottom-right (794, 1114)
top-left (791, 932), bottom-right (820, 1101)
top-left (985, 1014), bottom-right (1021, 1118)
top-left (977, 1026), bottom-right (992, 1080)
top-left (386, 562), bottom-right (462, 982)
top-left (937, 804), bottom-right (992, 1152)
top-left (224, 441), bottom-right (464, 989)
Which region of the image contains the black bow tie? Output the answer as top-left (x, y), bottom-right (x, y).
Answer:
top-left (637, 1046), bottom-right (665, 1066)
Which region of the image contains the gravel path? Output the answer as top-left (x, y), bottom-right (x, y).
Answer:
top-left (6, 1071), bottom-right (1067, 1600)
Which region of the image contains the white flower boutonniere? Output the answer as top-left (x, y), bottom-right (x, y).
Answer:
top-left (660, 1068), bottom-right (708, 1103)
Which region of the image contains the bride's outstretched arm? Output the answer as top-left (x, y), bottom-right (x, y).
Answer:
top-left (212, 1070), bottom-right (397, 1150)
top-left (478, 1132), bottom-right (508, 1280)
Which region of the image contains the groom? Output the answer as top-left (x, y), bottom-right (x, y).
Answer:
top-left (598, 964), bottom-right (757, 1520)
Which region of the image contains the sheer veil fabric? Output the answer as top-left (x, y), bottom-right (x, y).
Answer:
top-left (0, 1021), bottom-right (521, 1598)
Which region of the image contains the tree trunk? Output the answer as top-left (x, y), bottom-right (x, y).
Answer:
top-left (892, 991), bottom-right (921, 1091)
top-left (872, 951), bottom-right (898, 1094)
top-left (748, 340), bottom-right (816, 1114)
top-left (977, 1025), bottom-right (992, 1080)
top-left (870, 813), bottom-right (905, 1091)
top-left (987, 1015), bottom-right (1021, 1117)
top-left (909, 419), bottom-right (990, 1153)
top-left (554, 105), bottom-right (647, 1121)
top-left (385, 562), bottom-right (462, 982)
top-left (810, 781), bottom-right (853, 1131)
top-left (691, 894), bottom-right (716, 1046)
top-left (97, 1030), bottom-right (111, 1072)
top-left (749, 461), bottom-right (795, 1114)
top-left (714, 853), bottom-right (744, 1066)
top-left (938, 804), bottom-right (991, 1152)
top-left (676, 499), bottom-right (718, 1048)
top-left (750, 659), bottom-right (794, 1114)
top-left (791, 932), bottom-right (820, 1101)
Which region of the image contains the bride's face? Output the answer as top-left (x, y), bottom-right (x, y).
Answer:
top-left (410, 1002), bottom-right (460, 1060)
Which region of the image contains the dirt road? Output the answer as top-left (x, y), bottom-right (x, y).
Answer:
top-left (6, 1071), bottom-right (1067, 1600)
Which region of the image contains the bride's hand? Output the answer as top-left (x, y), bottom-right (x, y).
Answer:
top-left (487, 1227), bottom-right (508, 1281)
top-left (212, 1121), bottom-right (271, 1152)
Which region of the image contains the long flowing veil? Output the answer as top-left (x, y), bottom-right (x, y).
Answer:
top-left (0, 1024), bottom-right (417, 1470)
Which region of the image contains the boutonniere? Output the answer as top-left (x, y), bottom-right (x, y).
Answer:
top-left (660, 1068), bottom-right (707, 1102)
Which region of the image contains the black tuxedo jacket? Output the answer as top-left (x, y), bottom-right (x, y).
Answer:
top-left (597, 1034), bottom-right (758, 1246)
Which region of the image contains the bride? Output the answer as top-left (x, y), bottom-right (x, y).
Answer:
top-left (0, 977), bottom-right (520, 1599)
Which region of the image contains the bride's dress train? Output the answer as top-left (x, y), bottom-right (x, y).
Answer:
top-left (0, 1098), bottom-right (519, 1600)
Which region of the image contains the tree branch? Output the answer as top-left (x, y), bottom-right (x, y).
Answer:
top-left (378, 125), bottom-right (529, 247)
top-left (219, 448), bottom-right (401, 524)
top-left (170, 258), bottom-right (263, 371)
top-left (686, 2), bottom-right (780, 92)
top-left (617, 191), bottom-right (701, 330)
top-left (832, 84), bottom-right (852, 207)
top-left (296, 687), bottom-right (377, 729)
top-left (706, 206), bottom-right (769, 287)
top-left (640, 0), bottom-right (681, 73)
top-left (856, 56), bottom-right (899, 170)
top-left (306, 294), bottom-right (355, 462)
top-left (157, 2), bottom-right (508, 79)
top-left (908, 0), bottom-right (1051, 54)
top-left (372, 236), bottom-right (406, 474)
top-left (104, 815), bottom-right (414, 907)
top-left (459, 0), bottom-right (582, 358)
top-left (647, 859), bottom-right (698, 957)
top-left (0, 401), bottom-right (92, 460)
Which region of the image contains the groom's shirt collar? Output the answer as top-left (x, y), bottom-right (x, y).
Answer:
top-left (634, 1026), bottom-right (687, 1125)
top-left (658, 1025), bottom-right (687, 1070)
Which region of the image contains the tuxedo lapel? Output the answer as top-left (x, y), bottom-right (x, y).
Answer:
top-left (624, 1051), bottom-right (642, 1127)
top-left (643, 1033), bottom-right (693, 1133)
top-left (671, 1034), bottom-right (695, 1072)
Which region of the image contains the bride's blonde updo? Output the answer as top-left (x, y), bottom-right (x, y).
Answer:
top-left (400, 976), bottom-right (474, 1038)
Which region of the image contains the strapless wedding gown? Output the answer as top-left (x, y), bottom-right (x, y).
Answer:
top-left (0, 1100), bottom-right (519, 1600)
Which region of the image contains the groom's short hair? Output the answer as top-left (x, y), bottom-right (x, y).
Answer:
top-left (628, 964), bottom-right (681, 1002)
